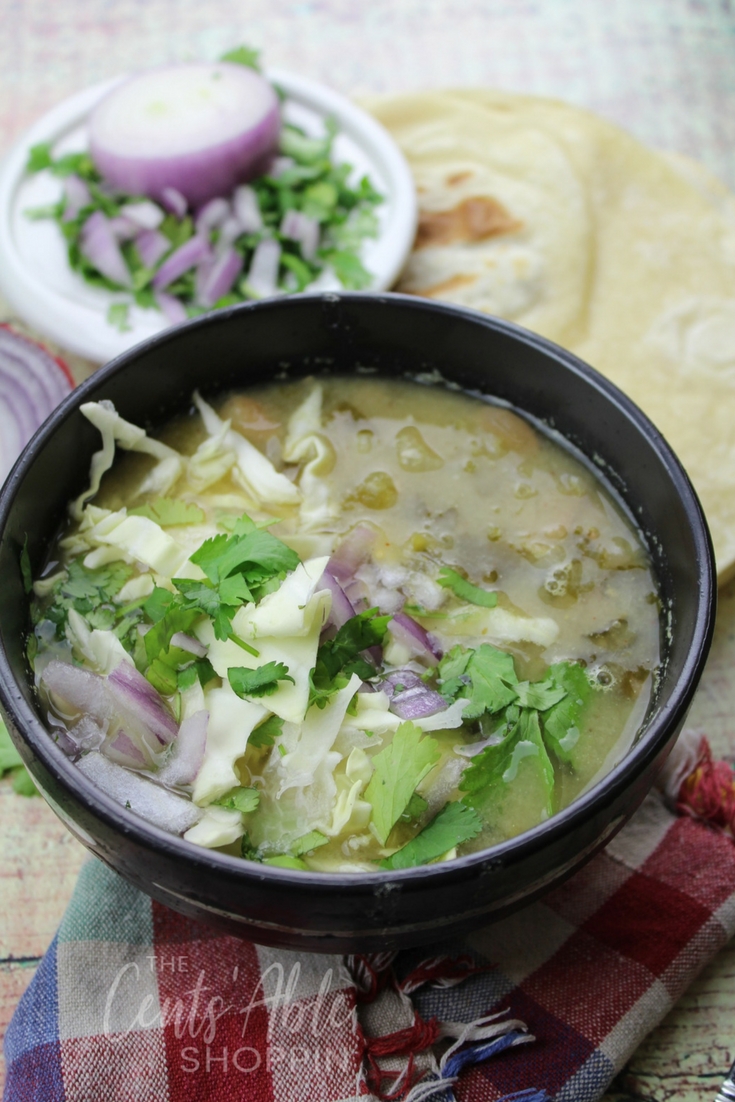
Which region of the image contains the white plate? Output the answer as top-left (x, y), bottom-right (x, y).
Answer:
top-left (0, 69), bottom-right (417, 364)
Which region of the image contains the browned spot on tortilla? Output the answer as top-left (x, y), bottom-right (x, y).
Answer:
top-left (447, 171), bottom-right (473, 186)
top-left (415, 196), bottom-right (522, 249)
top-left (402, 273), bottom-right (479, 298)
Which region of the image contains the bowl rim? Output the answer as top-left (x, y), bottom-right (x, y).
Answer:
top-left (0, 291), bottom-right (717, 891)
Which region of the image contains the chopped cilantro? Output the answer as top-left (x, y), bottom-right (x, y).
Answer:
top-left (26, 142), bottom-right (54, 173)
top-left (291, 830), bottom-right (329, 856)
top-left (460, 708), bottom-right (554, 817)
top-left (380, 802), bottom-right (482, 869)
top-left (106, 303), bottom-right (131, 332)
top-left (364, 721), bottom-right (441, 844)
top-left (213, 786), bottom-right (260, 813)
top-left (228, 662), bottom-right (294, 698)
top-left (309, 607), bottom-right (390, 708)
top-left (177, 658), bottom-right (217, 691)
top-left (437, 566), bottom-right (498, 608)
top-left (263, 855), bottom-right (309, 870)
top-left (249, 714), bottom-right (283, 748)
top-left (438, 643), bottom-right (519, 719)
top-left (400, 792), bottom-right (428, 823)
top-left (129, 499), bottom-right (205, 526)
top-left (219, 44), bottom-right (261, 70)
top-left (541, 661), bottom-right (591, 762)
top-left (514, 677), bottom-right (567, 711)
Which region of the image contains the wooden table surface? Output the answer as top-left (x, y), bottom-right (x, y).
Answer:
top-left (2, 576), bottom-right (734, 1098)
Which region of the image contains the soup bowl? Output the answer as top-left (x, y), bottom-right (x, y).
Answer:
top-left (0, 293), bottom-right (716, 952)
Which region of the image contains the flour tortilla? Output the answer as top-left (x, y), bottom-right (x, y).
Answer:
top-left (365, 90), bottom-right (735, 584)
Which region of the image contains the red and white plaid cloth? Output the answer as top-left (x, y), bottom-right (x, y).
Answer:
top-left (5, 731), bottom-right (735, 1102)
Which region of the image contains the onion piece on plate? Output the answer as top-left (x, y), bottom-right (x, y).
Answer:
top-left (89, 63), bottom-right (281, 208)
top-left (0, 326), bottom-right (73, 484)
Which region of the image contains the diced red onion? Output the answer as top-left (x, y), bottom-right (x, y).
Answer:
top-left (0, 326), bottom-right (73, 484)
top-left (161, 187), bottom-right (188, 218)
top-left (269, 156), bottom-right (294, 178)
top-left (108, 215), bottom-right (139, 242)
top-left (154, 291), bottom-right (188, 325)
top-left (195, 197), bottom-right (230, 235)
top-left (108, 663), bottom-right (178, 745)
top-left (159, 710), bottom-right (208, 787)
top-left (62, 175), bottom-right (91, 222)
top-left (244, 238), bottom-right (281, 298)
top-left (195, 246), bottom-right (243, 307)
top-left (389, 612), bottom-right (442, 666)
top-left (120, 199), bottom-right (165, 230)
top-left (389, 684), bottom-right (449, 720)
top-left (280, 210), bottom-right (320, 262)
top-left (328, 525), bottom-right (378, 583)
top-left (89, 63), bottom-right (281, 208)
top-left (216, 215), bottom-right (244, 251)
top-left (319, 568), bottom-right (357, 631)
top-left (232, 185), bottom-right (263, 232)
top-left (170, 632), bottom-right (208, 658)
top-left (135, 228), bottom-right (171, 268)
top-left (106, 729), bottom-right (149, 768)
top-left (152, 233), bottom-right (212, 290)
top-left (76, 752), bottom-right (202, 834)
top-left (79, 211), bottom-right (133, 287)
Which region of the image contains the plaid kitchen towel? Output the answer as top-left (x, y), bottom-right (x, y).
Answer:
top-left (5, 733), bottom-right (735, 1102)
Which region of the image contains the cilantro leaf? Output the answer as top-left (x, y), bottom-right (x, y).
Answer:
top-left (437, 566), bottom-right (498, 608)
top-left (309, 607), bottom-right (391, 708)
top-left (291, 830), bottom-right (329, 856)
top-left (460, 708), bottom-right (554, 817)
top-left (380, 801), bottom-right (483, 869)
top-left (249, 714), bottom-right (283, 748)
top-left (400, 792), bottom-right (428, 823)
top-left (263, 855), bottom-right (308, 870)
top-left (177, 657), bottom-right (217, 691)
top-left (228, 662), bottom-right (294, 698)
top-left (542, 661), bottom-right (591, 762)
top-left (190, 524), bottom-right (298, 585)
top-left (144, 586), bottom-right (177, 623)
top-left (459, 713), bottom-right (522, 806)
top-left (514, 678), bottom-right (567, 711)
top-left (107, 303), bottom-right (131, 332)
top-left (220, 44), bottom-right (261, 70)
top-left (144, 607), bottom-right (201, 666)
top-left (364, 721), bottom-right (441, 844)
top-left (324, 249), bottom-right (372, 290)
top-left (214, 786), bottom-right (260, 813)
top-left (130, 499), bottom-right (205, 526)
top-left (26, 142), bottom-right (53, 173)
top-left (439, 643), bottom-right (519, 720)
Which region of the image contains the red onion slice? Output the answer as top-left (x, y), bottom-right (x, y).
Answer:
top-left (161, 187), bottom-right (188, 218)
top-left (280, 210), bottom-right (320, 262)
top-left (195, 197), bottom-right (230, 235)
top-left (79, 211), bottom-right (133, 287)
top-left (0, 326), bottom-right (73, 484)
top-left (195, 246), bottom-right (243, 307)
top-left (154, 291), bottom-right (188, 325)
top-left (159, 709), bottom-right (208, 787)
top-left (389, 685), bottom-right (449, 720)
top-left (328, 525), bottom-right (378, 582)
top-left (62, 175), bottom-right (91, 222)
top-left (89, 63), bottom-right (281, 208)
top-left (245, 238), bottom-right (281, 298)
top-left (152, 234), bottom-right (212, 290)
top-left (170, 632), bottom-right (208, 658)
top-left (120, 199), bottom-right (165, 230)
top-left (136, 228), bottom-right (171, 269)
top-left (319, 568), bottom-right (357, 631)
top-left (389, 612), bottom-right (442, 666)
top-left (232, 185), bottom-right (263, 232)
top-left (108, 663), bottom-right (178, 745)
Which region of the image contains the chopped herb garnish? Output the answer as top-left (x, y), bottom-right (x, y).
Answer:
top-left (380, 802), bottom-right (482, 870)
top-left (129, 499), bottom-right (205, 526)
top-left (309, 607), bottom-right (390, 708)
top-left (291, 830), bottom-right (329, 856)
top-left (228, 662), bottom-right (294, 698)
top-left (364, 721), bottom-right (441, 844)
top-left (213, 786), bottom-right (260, 813)
top-left (437, 566), bottom-right (498, 608)
top-left (249, 714), bottom-right (283, 748)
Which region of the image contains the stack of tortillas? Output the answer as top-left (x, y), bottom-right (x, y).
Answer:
top-left (365, 90), bottom-right (735, 584)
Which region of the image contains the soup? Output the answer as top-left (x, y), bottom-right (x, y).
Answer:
top-left (28, 376), bottom-right (660, 872)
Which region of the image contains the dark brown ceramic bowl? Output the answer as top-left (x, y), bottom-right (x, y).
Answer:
top-left (0, 293), bottom-right (717, 952)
